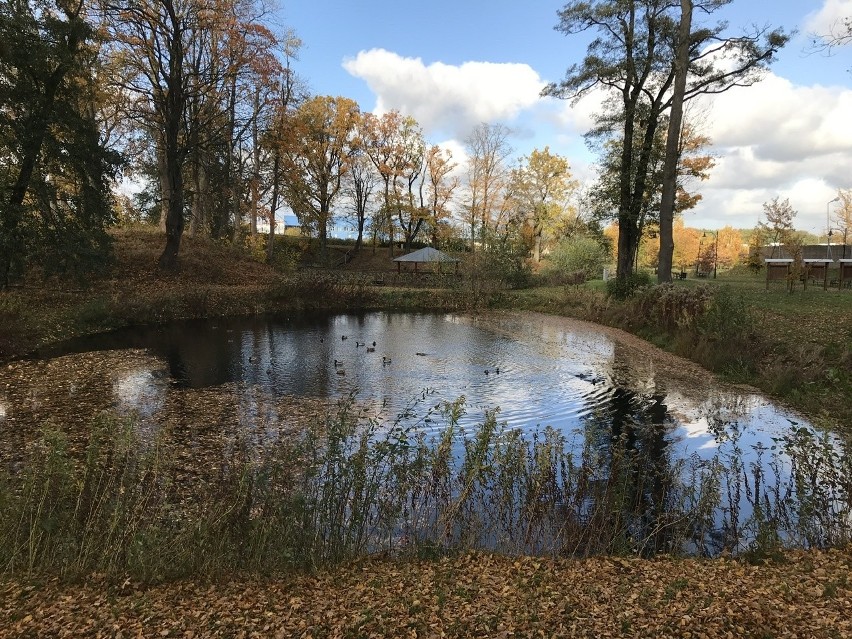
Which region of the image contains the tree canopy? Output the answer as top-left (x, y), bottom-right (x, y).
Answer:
top-left (544, 0), bottom-right (788, 281)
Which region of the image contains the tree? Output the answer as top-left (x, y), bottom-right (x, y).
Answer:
top-left (809, 12), bottom-right (852, 52)
top-left (672, 218), bottom-right (700, 273)
top-left (588, 115), bottom-right (714, 241)
top-left (105, 0), bottom-right (200, 270)
top-left (1, 0), bottom-right (120, 286)
top-left (657, 0), bottom-right (692, 284)
top-left (262, 31), bottom-right (306, 260)
top-left (508, 147), bottom-right (578, 263)
top-left (463, 122), bottom-right (513, 252)
top-left (760, 197), bottom-right (797, 258)
top-left (831, 189), bottom-right (852, 258)
top-left (423, 145), bottom-right (459, 247)
top-left (714, 226), bottom-right (743, 270)
top-left (544, 0), bottom-right (788, 281)
top-left (388, 118), bottom-right (426, 250)
top-left (360, 110), bottom-right (406, 256)
top-left (277, 95), bottom-right (359, 255)
top-left (345, 120), bottom-right (379, 253)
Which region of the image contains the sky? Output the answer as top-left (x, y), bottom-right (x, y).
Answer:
top-left (277, 0), bottom-right (852, 236)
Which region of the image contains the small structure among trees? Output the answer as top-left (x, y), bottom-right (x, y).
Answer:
top-left (392, 247), bottom-right (459, 274)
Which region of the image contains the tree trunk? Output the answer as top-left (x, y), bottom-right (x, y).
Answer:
top-left (267, 152), bottom-right (280, 260)
top-left (158, 143), bottom-right (185, 271)
top-left (250, 91), bottom-right (261, 239)
top-left (658, 0), bottom-right (693, 284)
top-left (190, 157), bottom-right (208, 236)
top-left (157, 6), bottom-right (186, 271)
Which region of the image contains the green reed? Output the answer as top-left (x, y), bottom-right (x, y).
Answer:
top-left (1, 398), bottom-right (850, 583)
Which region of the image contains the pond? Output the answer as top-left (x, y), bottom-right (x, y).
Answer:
top-left (1, 310), bottom-right (849, 557)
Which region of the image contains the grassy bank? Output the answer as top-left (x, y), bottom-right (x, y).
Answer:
top-left (2, 397), bottom-right (850, 580)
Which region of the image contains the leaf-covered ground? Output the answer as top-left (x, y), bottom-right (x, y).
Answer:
top-left (3, 549), bottom-right (851, 638)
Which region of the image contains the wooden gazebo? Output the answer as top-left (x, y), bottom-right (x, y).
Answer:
top-left (393, 247), bottom-right (460, 274)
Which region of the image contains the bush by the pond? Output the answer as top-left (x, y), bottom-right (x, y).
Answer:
top-left (542, 235), bottom-right (609, 283)
top-left (605, 271), bottom-right (654, 300)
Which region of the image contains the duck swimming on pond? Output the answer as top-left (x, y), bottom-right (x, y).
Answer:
top-left (382, 357), bottom-right (392, 365)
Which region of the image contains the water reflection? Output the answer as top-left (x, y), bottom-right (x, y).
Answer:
top-left (4, 311), bottom-right (847, 555)
top-left (25, 311), bottom-right (816, 454)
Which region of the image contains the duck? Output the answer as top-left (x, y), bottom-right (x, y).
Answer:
top-left (341, 335), bottom-right (348, 341)
top-left (366, 346), bottom-right (376, 353)
top-left (336, 369), bottom-right (345, 376)
top-left (382, 356), bottom-right (392, 365)
top-left (416, 352), bottom-right (426, 356)
top-left (334, 359), bottom-right (342, 367)
top-left (355, 341), bottom-right (365, 347)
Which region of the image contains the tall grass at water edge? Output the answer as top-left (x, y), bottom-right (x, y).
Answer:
top-left (2, 398), bottom-right (851, 583)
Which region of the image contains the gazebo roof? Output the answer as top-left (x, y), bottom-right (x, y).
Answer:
top-left (393, 247), bottom-right (459, 263)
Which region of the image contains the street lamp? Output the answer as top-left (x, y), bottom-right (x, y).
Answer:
top-left (827, 197), bottom-right (840, 259)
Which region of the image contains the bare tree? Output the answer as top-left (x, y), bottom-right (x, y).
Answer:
top-left (463, 122), bottom-right (513, 252)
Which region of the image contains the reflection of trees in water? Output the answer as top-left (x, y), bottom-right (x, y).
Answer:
top-left (575, 368), bottom-right (682, 556)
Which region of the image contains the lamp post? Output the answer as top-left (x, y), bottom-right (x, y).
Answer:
top-left (827, 197), bottom-right (840, 259)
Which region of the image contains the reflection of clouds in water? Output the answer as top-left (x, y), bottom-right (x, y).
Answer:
top-left (112, 368), bottom-right (167, 418)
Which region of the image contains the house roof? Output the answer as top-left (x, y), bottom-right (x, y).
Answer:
top-left (392, 247), bottom-right (459, 263)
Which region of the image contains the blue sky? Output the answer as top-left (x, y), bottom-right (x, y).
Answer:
top-left (278, 0), bottom-right (852, 236)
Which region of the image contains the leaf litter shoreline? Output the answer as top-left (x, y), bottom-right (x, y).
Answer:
top-left (3, 548), bottom-right (852, 638)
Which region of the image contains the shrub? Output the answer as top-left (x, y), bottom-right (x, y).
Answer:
top-left (543, 235), bottom-right (609, 281)
top-left (605, 271), bottom-right (653, 300)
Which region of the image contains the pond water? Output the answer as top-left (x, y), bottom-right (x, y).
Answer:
top-left (2, 310), bottom-right (849, 556)
top-left (23, 310), bottom-right (801, 446)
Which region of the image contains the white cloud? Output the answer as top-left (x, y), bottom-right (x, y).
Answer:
top-left (686, 71), bottom-right (852, 232)
top-left (803, 0), bottom-right (852, 38)
top-left (342, 43), bottom-right (852, 235)
top-left (342, 49), bottom-right (546, 140)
